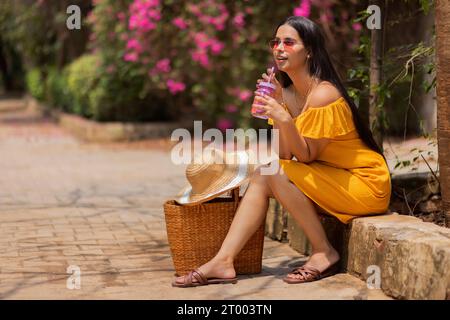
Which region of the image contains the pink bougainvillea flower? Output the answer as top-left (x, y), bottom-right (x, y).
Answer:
top-left (188, 1), bottom-right (229, 31)
top-left (147, 0), bottom-right (160, 6)
top-left (193, 32), bottom-right (210, 50)
top-left (147, 9), bottom-right (161, 21)
top-left (155, 58), bottom-right (171, 73)
top-left (191, 49), bottom-right (210, 68)
top-left (352, 22), bottom-right (362, 31)
top-left (128, 0), bottom-right (160, 31)
top-left (199, 16), bottom-right (213, 25)
top-left (166, 79), bottom-right (186, 94)
top-left (215, 4), bottom-right (229, 23)
top-left (172, 17), bottom-right (188, 30)
top-left (225, 104), bottom-right (238, 113)
top-left (233, 12), bottom-right (245, 28)
top-left (126, 38), bottom-right (143, 53)
top-left (217, 118), bottom-right (233, 131)
top-left (213, 21), bottom-right (226, 31)
top-left (187, 3), bottom-right (200, 16)
top-left (293, 0), bottom-right (311, 18)
top-left (124, 52), bottom-right (139, 62)
top-left (117, 12), bottom-right (126, 21)
top-left (210, 40), bottom-right (225, 55)
top-left (238, 89), bottom-right (252, 102)
top-left (131, 19), bottom-right (156, 31)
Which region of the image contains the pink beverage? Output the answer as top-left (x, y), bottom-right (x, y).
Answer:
top-left (251, 81), bottom-right (276, 119)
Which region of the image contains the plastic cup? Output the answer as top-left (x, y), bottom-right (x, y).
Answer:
top-left (251, 81), bottom-right (276, 119)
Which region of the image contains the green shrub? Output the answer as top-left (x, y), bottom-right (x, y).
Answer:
top-left (45, 67), bottom-right (72, 111)
top-left (66, 54), bottom-right (100, 117)
top-left (86, 73), bottom-right (171, 122)
top-left (25, 68), bottom-right (45, 101)
top-left (63, 53), bottom-right (171, 122)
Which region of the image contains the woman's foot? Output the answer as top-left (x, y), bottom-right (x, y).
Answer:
top-left (173, 256), bottom-right (236, 286)
top-left (285, 247), bottom-right (340, 282)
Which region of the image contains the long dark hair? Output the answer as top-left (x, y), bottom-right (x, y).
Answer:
top-left (274, 16), bottom-right (387, 163)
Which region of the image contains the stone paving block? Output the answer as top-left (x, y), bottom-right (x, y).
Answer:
top-left (0, 252), bottom-right (19, 258)
top-left (63, 249), bottom-right (104, 256)
top-left (96, 240), bottom-right (121, 245)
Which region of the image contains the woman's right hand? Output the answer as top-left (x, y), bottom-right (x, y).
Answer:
top-left (256, 67), bottom-right (283, 104)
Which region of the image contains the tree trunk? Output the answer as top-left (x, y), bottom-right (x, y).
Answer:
top-left (0, 37), bottom-right (13, 91)
top-left (369, 0), bottom-right (384, 151)
top-left (435, 0), bottom-right (450, 228)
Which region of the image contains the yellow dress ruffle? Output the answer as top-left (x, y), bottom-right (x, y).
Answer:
top-left (294, 97), bottom-right (356, 138)
top-left (267, 96), bottom-right (391, 224)
top-left (268, 97), bottom-right (355, 138)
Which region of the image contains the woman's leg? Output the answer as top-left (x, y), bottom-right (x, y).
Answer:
top-left (175, 165), bottom-right (274, 283)
top-left (266, 164), bottom-right (339, 280)
top-left (174, 162), bottom-right (339, 284)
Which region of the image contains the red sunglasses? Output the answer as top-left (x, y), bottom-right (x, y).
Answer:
top-left (269, 38), bottom-right (299, 49)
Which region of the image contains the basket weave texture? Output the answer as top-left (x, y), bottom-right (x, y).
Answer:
top-left (164, 188), bottom-right (265, 276)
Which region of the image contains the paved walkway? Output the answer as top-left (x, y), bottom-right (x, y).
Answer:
top-left (0, 97), bottom-right (394, 299)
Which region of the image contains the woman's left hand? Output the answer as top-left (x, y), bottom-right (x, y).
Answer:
top-left (253, 92), bottom-right (292, 123)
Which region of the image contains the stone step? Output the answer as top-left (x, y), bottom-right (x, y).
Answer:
top-left (265, 201), bottom-right (450, 300)
top-left (346, 213), bottom-right (449, 300)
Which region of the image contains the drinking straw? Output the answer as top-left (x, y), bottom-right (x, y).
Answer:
top-left (268, 66), bottom-right (275, 83)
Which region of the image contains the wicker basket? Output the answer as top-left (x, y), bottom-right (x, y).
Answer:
top-left (164, 187), bottom-right (265, 276)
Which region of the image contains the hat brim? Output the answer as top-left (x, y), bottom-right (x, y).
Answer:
top-left (174, 151), bottom-right (254, 206)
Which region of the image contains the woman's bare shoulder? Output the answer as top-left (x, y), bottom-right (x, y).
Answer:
top-left (308, 81), bottom-right (342, 108)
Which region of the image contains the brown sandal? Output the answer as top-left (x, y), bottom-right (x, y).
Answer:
top-left (172, 268), bottom-right (238, 288)
top-left (283, 261), bottom-right (340, 284)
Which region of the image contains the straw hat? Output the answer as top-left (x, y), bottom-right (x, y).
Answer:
top-left (174, 148), bottom-right (255, 206)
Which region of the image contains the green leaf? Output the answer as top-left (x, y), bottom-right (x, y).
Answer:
top-left (420, 0), bottom-right (431, 14)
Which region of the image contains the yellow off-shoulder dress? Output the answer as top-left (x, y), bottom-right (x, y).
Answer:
top-left (268, 97), bottom-right (391, 224)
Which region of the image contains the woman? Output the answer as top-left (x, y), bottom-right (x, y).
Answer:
top-left (173, 16), bottom-right (391, 287)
